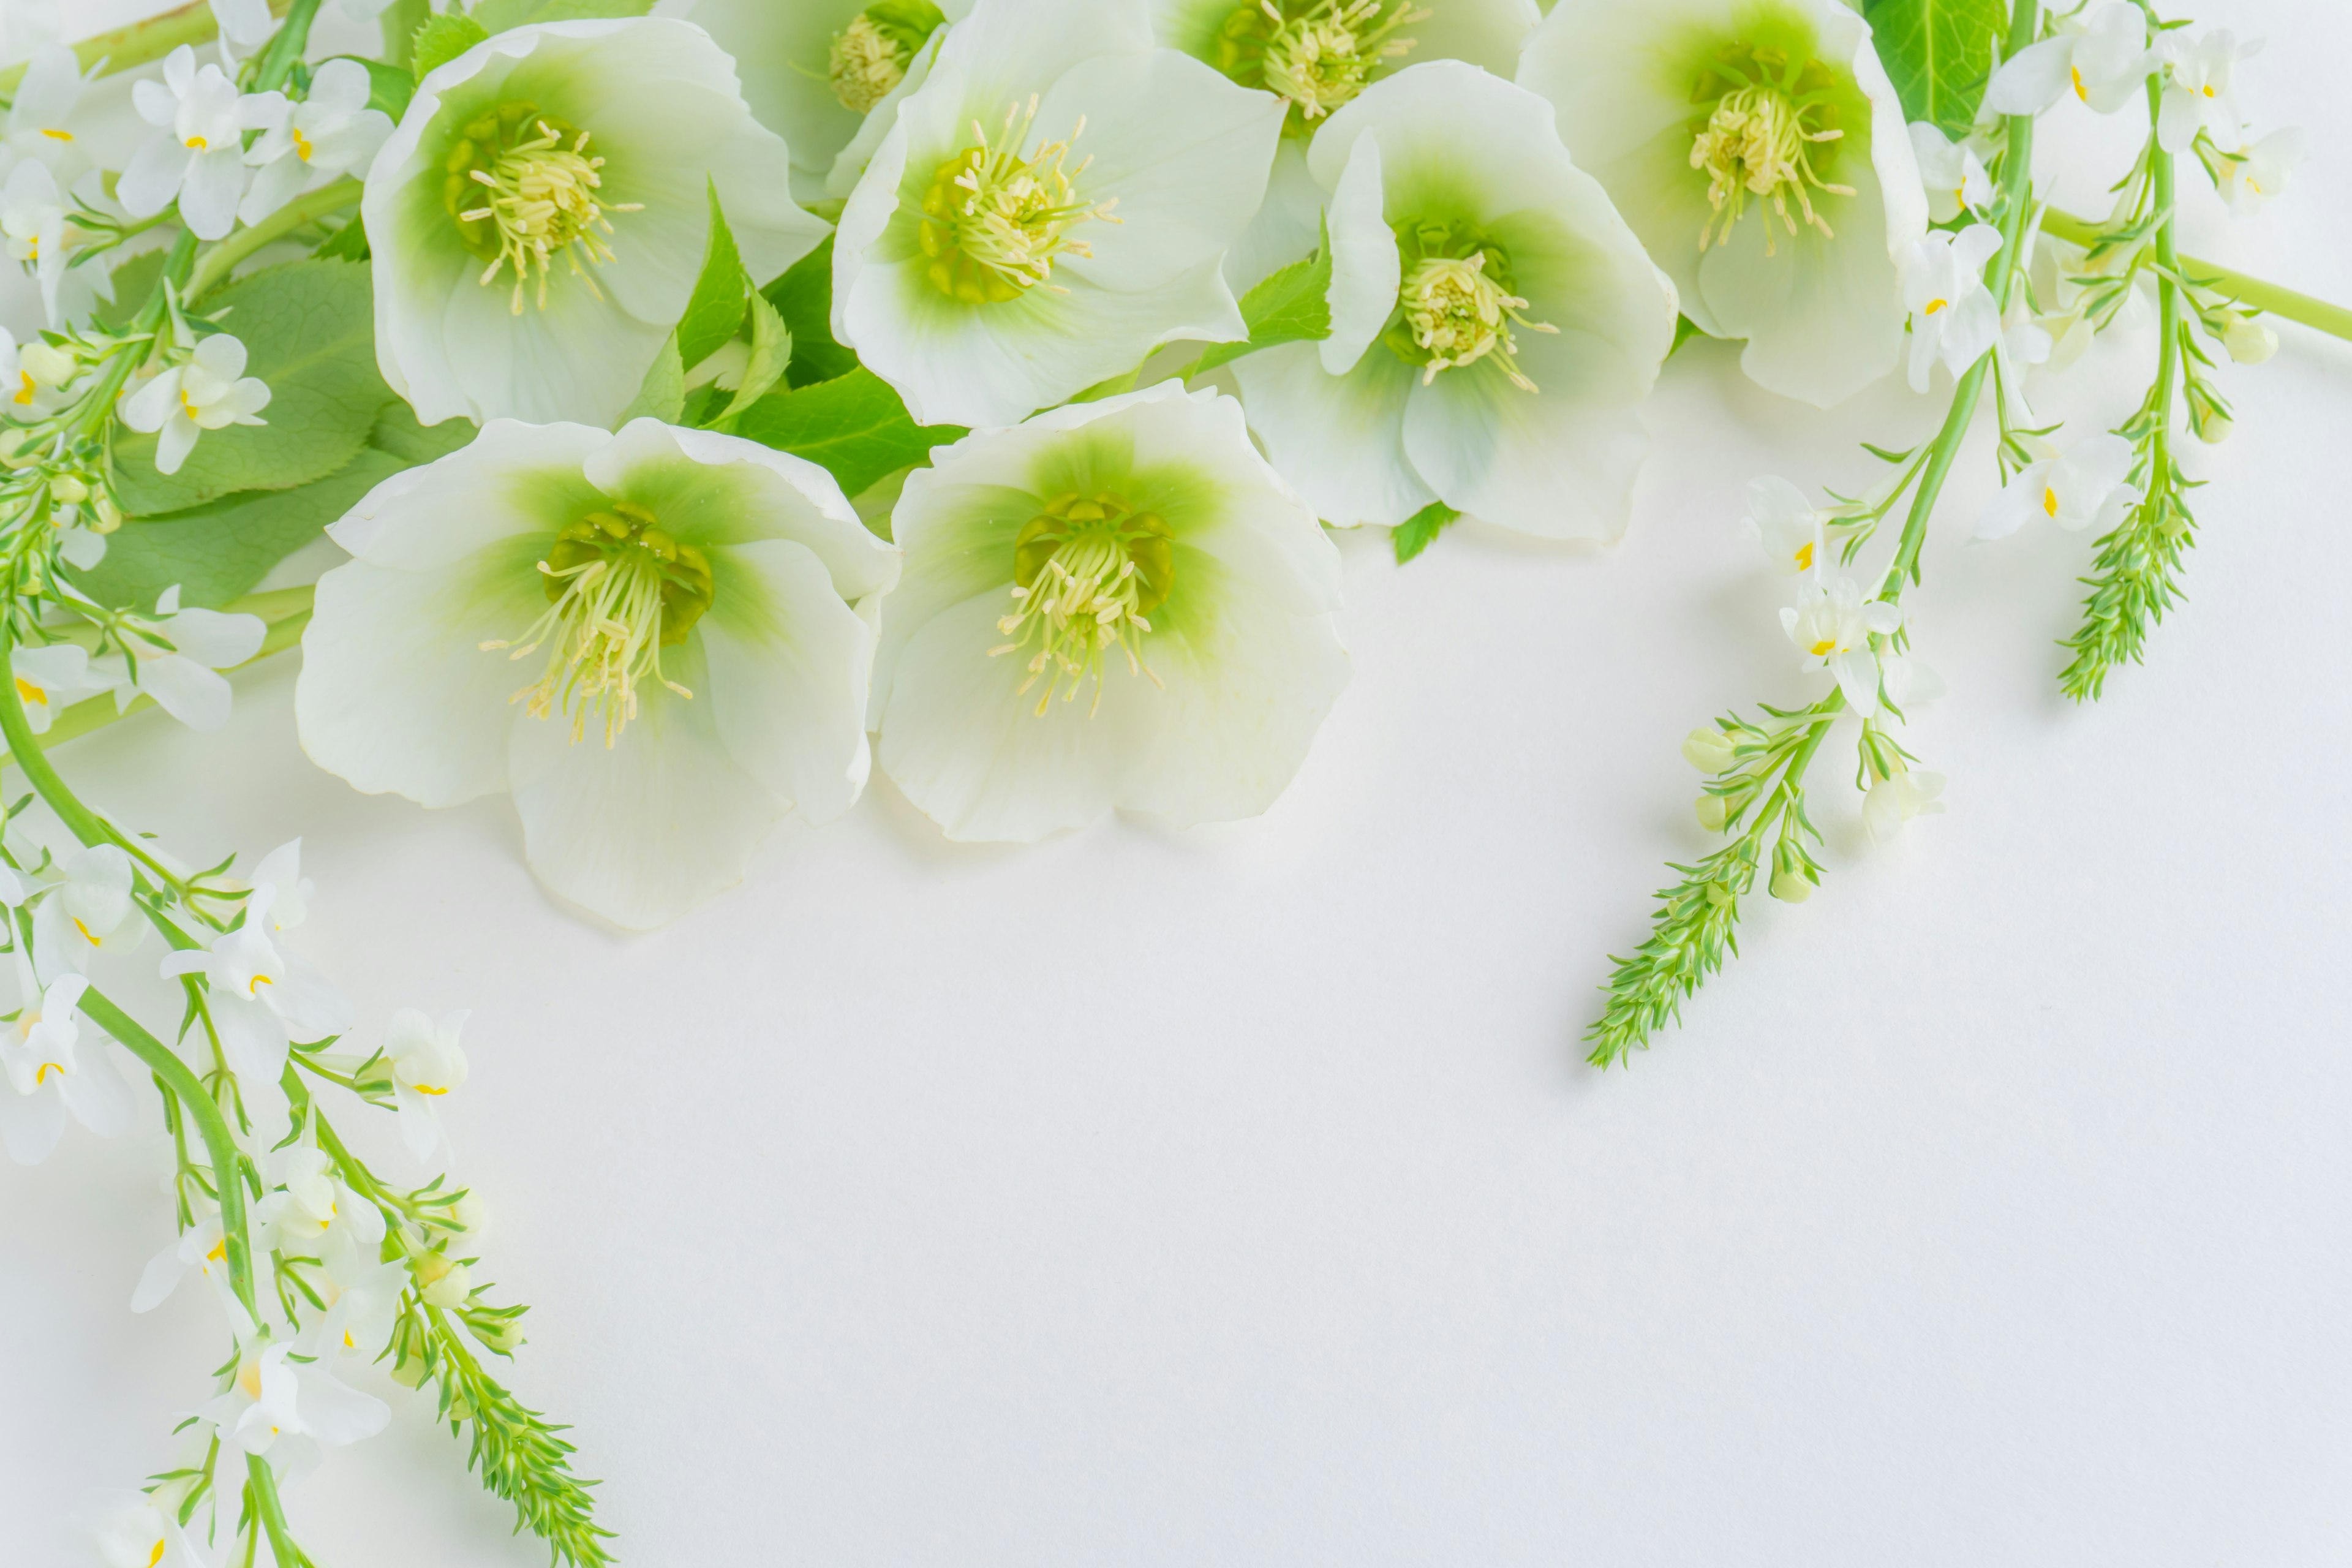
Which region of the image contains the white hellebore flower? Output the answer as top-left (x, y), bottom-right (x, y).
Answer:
top-left (9, 641), bottom-right (100, 733)
top-left (832, 0), bottom-right (1285, 427)
top-left (80, 1491), bottom-right (208, 1568)
top-left (1907, 122), bottom-right (1991, 224)
top-left (297, 420), bottom-right (899, 929)
top-left (0, 963), bottom-right (131, 1163)
top-left (201, 1333), bottom-right (391, 1463)
top-left (118, 332), bottom-right (273, 478)
top-left (2217, 126), bottom-right (2304, 216)
top-left (119, 45), bottom-right (284, 241)
top-left (1744, 475), bottom-right (1825, 576)
top-left (1864, 765), bottom-right (1945, 842)
top-left (1518, 0), bottom-right (1926, 407)
top-left (89, 586), bottom-right (268, 733)
top-left (1149, 0), bottom-right (1544, 288)
top-left (678, 0), bottom-right (973, 198)
top-left (1234, 62), bottom-right (1676, 538)
top-left (2157, 28), bottom-right (2256, 154)
top-left (366, 18), bottom-right (829, 427)
top-left (240, 58), bottom-right (394, 226)
top-left (1900, 222), bottom-right (2002, 393)
top-left (1984, 3), bottom-right (2152, 118)
top-left (1781, 573), bottom-right (1901, 717)
top-left (31, 842), bottom-right (145, 976)
top-left (1976, 431), bottom-right (2139, 540)
top-left (875, 382), bottom-right (1347, 842)
top-left (382, 1006), bottom-right (468, 1163)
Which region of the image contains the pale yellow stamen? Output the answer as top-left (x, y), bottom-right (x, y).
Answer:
top-left (920, 96), bottom-right (1117, 303)
top-left (990, 494), bottom-right (1171, 718)
top-left (1254, 0), bottom-right (1430, 123)
top-left (829, 15), bottom-right (910, 114)
top-left (1399, 252), bottom-right (1555, 391)
top-left (1690, 84), bottom-right (1854, 254)
top-left (460, 120), bottom-right (641, 314)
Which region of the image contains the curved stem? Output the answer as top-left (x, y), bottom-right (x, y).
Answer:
top-left (2040, 206), bottom-right (2352, 342)
top-left (0, 0), bottom-right (293, 91)
top-left (186, 179), bottom-right (363, 301)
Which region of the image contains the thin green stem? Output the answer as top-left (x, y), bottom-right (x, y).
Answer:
top-left (380, 0), bottom-right (431, 69)
top-left (2041, 206), bottom-right (2352, 342)
top-left (186, 179), bottom-right (363, 301)
top-left (249, 0), bottom-right (326, 94)
top-left (245, 1454), bottom-right (305, 1568)
top-left (0, 0), bottom-right (292, 91)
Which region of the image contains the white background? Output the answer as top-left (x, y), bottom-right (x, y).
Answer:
top-left (7, 1), bottom-right (2352, 1563)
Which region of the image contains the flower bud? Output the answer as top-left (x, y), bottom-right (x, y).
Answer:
top-left (1695, 792), bottom-right (1730, 834)
top-left (2189, 404), bottom-right (2234, 444)
top-left (2223, 317), bottom-right (2278, 365)
top-left (413, 1250), bottom-right (473, 1310)
top-left (48, 474), bottom-right (88, 505)
top-left (462, 1305), bottom-right (527, 1355)
top-left (1681, 726), bottom-right (1736, 772)
top-left (449, 1192), bottom-right (491, 1239)
top-left (1769, 867), bottom-right (1815, 904)
top-left (92, 492), bottom-right (122, 533)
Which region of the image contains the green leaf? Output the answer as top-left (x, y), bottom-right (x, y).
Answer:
top-left (619, 335), bottom-right (685, 426)
top-left (369, 399), bottom-right (477, 466)
top-left (718, 291), bottom-right (793, 422)
top-left (328, 55), bottom-right (415, 118)
top-left (313, 214), bottom-right (370, 262)
top-left (468, 0), bottom-right (654, 33)
top-left (73, 448), bottom-right (410, 611)
top-left (1391, 501), bottom-right (1459, 564)
top-left (732, 368), bottom-right (963, 499)
top-left (411, 12), bottom-right (488, 78)
top-left (763, 236), bottom-right (860, 388)
top-left (93, 249), bottom-right (168, 330)
top-left (1862, 0), bottom-right (2009, 135)
top-left (676, 182), bottom-right (749, 372)
top-left (1191, 219), bottom-right (1334, 375)
top-left (113, 260), bottom-right (389, 515)
top-left (1671, 314), bottom-right (1706, 355)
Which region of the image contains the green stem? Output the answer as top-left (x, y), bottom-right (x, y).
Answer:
top-left (186, 178), bottom-right (363, 300)
top-left (0, 0), bottom-right (293, 90)
top-left (249, 0), bottom-right (326, 94)
top-left (2040, 207), bottom-right (2352, 342)
top-left (245, 1454), bottom-right (304, 1567)
top-left (380, 0), bottom-right (431, 69)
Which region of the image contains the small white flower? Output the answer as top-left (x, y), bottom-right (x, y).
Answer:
top-left (382, 1006), bottom-right (468, 1164)
top-left (119, 331), bottom-right (273, 477)
top-left (0, 962), bottom-right (132, 1164)
top-left (79, 1490), bottom-right (208, 1568)
top-left (254, 1141), bottom-right (385, 1258)
top-left (1864, 765), bottom-right (1946, 842)
top-left (1743, 475), bottom-right (1825, 576)
top-left (2158, 28), bottom-right (2256, 154)
top-left (2215, 127), bottom-right (2304, 216)
top-left (30, 843), bottom-right (145, 976)
top-left (159, 886), bottom-right (352, 1140)
top-left (0, 157), bottom-right (68, 322)
top-left (89, 585), bottom-right (268, 733)
top-left (0, 320), bottom-right (74, 417)
top-left (130, 1210), bottom-right (232, 1313)
top-left (2217, 311), bottom-right (2277, 365)
top-left (1900, 222), bottom-right (2003, 393)
top-left (1985, 3), bottom-right (2152, 118)
top-left (210, 0), bottom-right (274, 56)
top-left (874, 382), bottom-right (1348, 843)
top-left (239, 59), bottom-right (394, 225)
top-left (245, 839), bottom-right (312, 933)
top-left (1906, 123), bottom-right (1992, 224)
top-left (1880, 649), bottom-right (1945, 712)
top-left (2, 43), bottom-right (91, 172)
top-left (1976, 431), bottom-right (2139, 540)
top-left (200, 1333), bottom-right (391, 1463)
top-left (1780, 573), bottom-right (1901, 717)
top-left (9, 641), bottom-right (100, 734)
top-left (315, 1255), bottom-right (409, 1360)
top-left (119, 46), bottom-right (284, 240)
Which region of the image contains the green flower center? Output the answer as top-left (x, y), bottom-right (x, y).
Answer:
top-left (1212, 0), bottom-right (1428, 133)
top-left (829, 1), bottom-right (946, 115)
top-left (1382, 221), bottom-right (1555, 392)
top-left (1686, 47), bottom-right (1853, 254)
top-left (480, 500), bottom-right (715, 747)
top-left (919, 97), bottom-right (1115, 304)
top-left (991, 491), bottom-right (1174, 717)
top-left (444, 102), bottom-right (643, 314)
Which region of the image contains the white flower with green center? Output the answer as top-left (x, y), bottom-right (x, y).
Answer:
top-left (296, 420), bottom-right (900, 929)
top-left (872, 382), bottom-right (1347, 843)
top-left (677, 0), bottom-right (973, 199)
top-left (833, 0), bottom-right (1286, 428)
top-left (1518, 0), bottom-right (1927, 408)
top-left (363, 19), bottom-right (831, 428)
top-left (1230, 61), bottom-right (1676, 540)
top-left (1150, 0), bottom-right (1541, 287)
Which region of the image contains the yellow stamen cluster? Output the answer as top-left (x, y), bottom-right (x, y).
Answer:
top-left (1399, 252), bottom-right (1555, 391)
top-left (919, 97), bottom-right (1117, 303)
top-left (1689, 84), bottom-right (1854, 254)
top-left (455, 116), bottom-right (642, 314)
top-left (1253, 0), bottom-right (1428, 124)
top-left (990, 492), bottom-right (1174, 717)
top-left (831, 15), bottom-right (911, 114)
top-left (480, 500), bottom-right (714, 748)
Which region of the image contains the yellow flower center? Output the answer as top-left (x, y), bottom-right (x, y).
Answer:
top-left (447, 104), bottom-right (643, 315)
top-left (919, 96), bottom-right (1116, 303)
top-left (481, 500), bottom-right (714, 748)
top-left (1689, 81), bottom-right (1855, 254)
top-left (2043, 486), bottom-right (2060, 518)
top-left (990, 492), bottom-right (1174, 717)
top-left (831, 16), bottom-right (911, 114)
top-left (1395, 252), bottom-right (1554, 391)
top-left (2071, 64), bottom-right (2087, 101)
top-left (1240, 0), bottom-right (1428, 127)
top-left (1793, 540), bottom-right (1814, 571)
top-left (14, 676), bottom-right (43, 706)
top-left (147, 1539), bottom-right (165, 1568)
top-left (1809, 638), bottom-right (1837, 657)
top-left (39, 127), bottom-right (70, 142)
top-left (1923, 297), bottom-right (1948, 315)
top-left (292, 126), bottom-right (314, 164)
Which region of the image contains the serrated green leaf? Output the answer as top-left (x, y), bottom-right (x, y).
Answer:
top-left (677, 182), bottom-right (749, 372)
top-left (1863, 0), bottom-right (2008, 136)
top-left (764, 236), bottom-right (860, 388)
top-left (1391, 501), bottom-right (1459, 564)
top-left (1192, 220), bottom-right (1334, 375)
top-left (114, 260), bottom-right (388, 515)
top-left (411, 12), bottom-right (488, 78)
top-left (731, 368), bottom-right (962, 499)
top-left (469, 0), bottom-right (653, 33)
top-left (73, 448), bottom-right (409, 611)
top-left (718, 291), bottom-right (792, 422)
top-left (619, 335), bottom-right (685, 426)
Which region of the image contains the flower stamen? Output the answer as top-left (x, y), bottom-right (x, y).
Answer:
top-left (989, 492), bottom-right (1173, 717)
top-left (1395, 250), bottom-right (1556, 391)
top-left (450, 109), bottom-right (643, 315)
top-left (1245, 0), bottom-right (1430, 126)
top-left (919, 96), bottom-right (1118, 303)
top-left (1689, 82), bottom-right (1855, 254)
